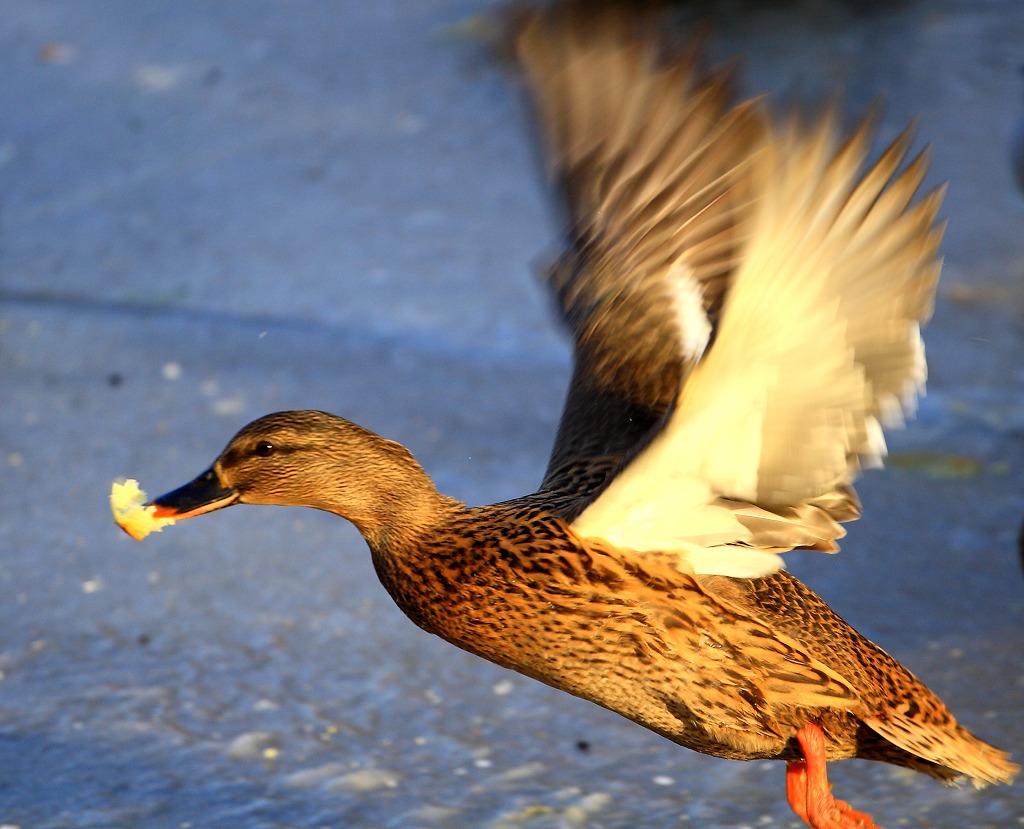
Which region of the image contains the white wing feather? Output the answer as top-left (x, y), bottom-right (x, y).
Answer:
top-left (571, 116), bottom-right (944, 577)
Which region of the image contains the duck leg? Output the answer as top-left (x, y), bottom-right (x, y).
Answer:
top-left (785, 723), bottom-right (883, 829)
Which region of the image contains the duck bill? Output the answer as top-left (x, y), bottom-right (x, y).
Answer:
top-left (150, 467), bottom-right (239, 520)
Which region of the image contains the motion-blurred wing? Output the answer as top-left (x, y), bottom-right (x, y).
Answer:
top-left (515, 7), bottom-right (767, 506)
top-left (572, 115), bottom-right (944, 576)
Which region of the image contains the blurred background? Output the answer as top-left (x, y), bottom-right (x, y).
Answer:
top-left (1, 1), bottom-right (1022, 827)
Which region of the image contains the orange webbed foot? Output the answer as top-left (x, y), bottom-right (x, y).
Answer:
top-left (785, 723), bottom-right (884, 829)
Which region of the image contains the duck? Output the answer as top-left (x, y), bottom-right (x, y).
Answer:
top-left (120, 5), bottom-right (1018, 828)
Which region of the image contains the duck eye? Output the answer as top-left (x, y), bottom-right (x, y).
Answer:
top-left (254, 440), bottom-right (275, 458)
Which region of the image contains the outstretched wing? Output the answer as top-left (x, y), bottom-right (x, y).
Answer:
top-left (572, 113), bottom-right (945, 577)
top-left (514, 6), bottom-right (768, 506)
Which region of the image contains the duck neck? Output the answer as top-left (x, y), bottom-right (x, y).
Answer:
top-left (359, 472), bottom-right (467, 637)
top-left (323, 441), bottom-right (462, 554)
top-left (358, 476), bottom-right (462, 554)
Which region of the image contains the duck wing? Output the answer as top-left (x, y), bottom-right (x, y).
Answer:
top-left (571, 112), bottom-right (945, 577)
top-left (514, 8), bottom-right (768, 504)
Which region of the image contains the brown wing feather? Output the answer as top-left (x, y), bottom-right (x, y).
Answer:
top-left (514, 6), bottom-right (767, 502)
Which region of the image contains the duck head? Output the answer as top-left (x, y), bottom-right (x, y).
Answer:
top-left (149, 410), bottom-right (445, 541)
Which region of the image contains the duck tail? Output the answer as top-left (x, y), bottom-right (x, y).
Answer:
top-left (864, 714), bottom-right (1019, 788)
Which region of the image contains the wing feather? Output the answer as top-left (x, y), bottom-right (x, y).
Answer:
top-left (514, 7), bottom-right (767, 504)
top-left (571, 115), bottom-right (944, 575)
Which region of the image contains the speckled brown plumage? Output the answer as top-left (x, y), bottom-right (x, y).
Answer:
top-left (373, 491), bottom-right (1008, 781)
top-left (135, 5), bottom-right (1018, 829)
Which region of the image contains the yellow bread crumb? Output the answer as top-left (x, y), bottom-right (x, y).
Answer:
top-left (111, 479), bottom-right (175, 540)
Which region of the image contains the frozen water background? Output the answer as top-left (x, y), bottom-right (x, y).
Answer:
top-left (1, 1), bottom-right (1023, 827)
